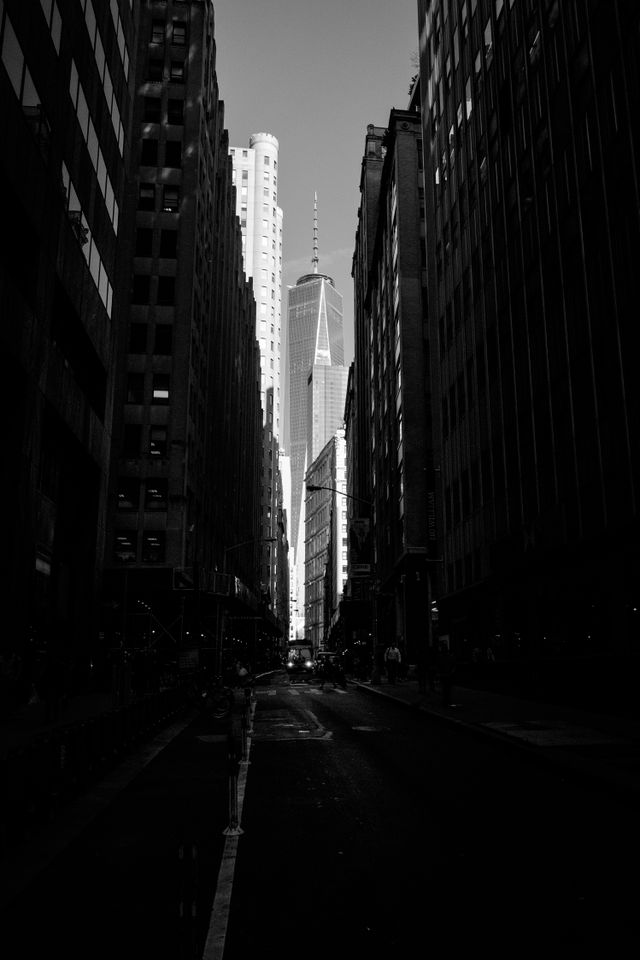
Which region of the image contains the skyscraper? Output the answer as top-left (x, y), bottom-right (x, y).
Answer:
top-left (417, 0), bottom-right (640, 666)
top-left (104, 0), bottom-right (264, 664)
top-left (230, 134), bottom-right (288, 643)
top-left (288, 196), bottom-right (346, 639)
top-left (230, 133), bottom-right (283, 439)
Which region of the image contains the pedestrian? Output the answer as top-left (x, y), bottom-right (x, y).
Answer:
top-left (437, 643), bottom-right (456, 707)
top-left (384, 641), bottom-right (402, 684)
top-left (235, 660), bottom-right (251, 688)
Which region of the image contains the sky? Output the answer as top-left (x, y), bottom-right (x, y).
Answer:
top-left (212, 0), bottom-right (420, 365)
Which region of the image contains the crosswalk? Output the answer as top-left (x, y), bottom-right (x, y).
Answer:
top-left (256, 686), bottom-right (348, 697)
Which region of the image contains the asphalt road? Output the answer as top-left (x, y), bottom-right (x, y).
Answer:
top-left (1, 673), bottom-right (637, 958)
top-left (224, 673), bottom-right (639, 957)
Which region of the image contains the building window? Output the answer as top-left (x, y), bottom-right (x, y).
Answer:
top-left (117, 479), bottom-right (139, 511)
top-left (126, 372), bottom-right (145, 403)
top-left (140, 139), bottom-right (158, 165)
top-left (157, 276), bottom-right (175, 305)
top-left (170, 60), bottom-right (185, 82)
top-left (159, 230), bottom-right (177, 258)
top-left (142, 531), bottom-right (165, 563)
top-left (135, 228), bottom-right (153, 256)
top-left (129, 322), bottom-right (148, 353)
top-left (172, 21), bottom-right (186, 45)
top-left (163, 186), bottom-right (180, 211)
top-left (154, 324), bottom-right (173, 355)
top-left (167, 98), bottom-right (183, 124)
top-left (131, 275), bottom-right (151, 304)
top-left (148, 59), bottom-right (163, 81)
top-left (138, 184), bottom-right (155, 210)
top-left (143, 96), bottom-right (161, 122)
top-left (114, 531), bottom-right (136, 563)
top-left (164, 140), bottom-right (182, 167)
top-left (150, 426), bottom-right (167, 457)
top-left (145, 479), bottom-right (168, 510)
top-left (151, 20), bottom-right (165, 44)
top-left (152, 373), bottom-right (170, 403)
top-left (123, 425), bottom-right (142, 458)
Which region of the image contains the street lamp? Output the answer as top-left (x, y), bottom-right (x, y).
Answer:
top-left (306, 483), bottom-right (372, 507)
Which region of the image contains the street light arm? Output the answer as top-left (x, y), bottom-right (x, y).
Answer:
top-left (305, 483), bottom-right (372, 507)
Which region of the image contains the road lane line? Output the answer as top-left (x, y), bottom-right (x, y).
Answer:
top-left (202, 701), bottom-right (255, 960)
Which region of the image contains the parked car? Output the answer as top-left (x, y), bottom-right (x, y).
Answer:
top-left (313, 651), bottom-right (347, 687)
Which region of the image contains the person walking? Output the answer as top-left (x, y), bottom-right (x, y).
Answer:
top-left (384, 641), bottom-right (402, 684)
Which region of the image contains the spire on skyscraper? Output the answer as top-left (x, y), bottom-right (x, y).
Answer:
top-left (312, 191), bottom-right (319, 274)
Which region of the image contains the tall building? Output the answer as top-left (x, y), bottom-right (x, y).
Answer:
top-left (103, 0), bottom-right (266, 671)
top-left (288, 197), bottom-right (346, 639)
top-left (0, 0), bottom-right (134, 685)
top-left (230, 133), bottom-right (287, 646)
top-left (304, 429), bottom-right (348, 648)
top-left (418, 0), bottom-right (640, 671)
top-left (350, 104), bottom-right (435, 670)
top-left (230, 133), bottom-right (283, 437)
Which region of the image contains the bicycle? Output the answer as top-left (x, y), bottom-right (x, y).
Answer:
top-left (190, 674), bottom-right (235, 720)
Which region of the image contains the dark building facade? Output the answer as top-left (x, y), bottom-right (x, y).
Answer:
top-left (103, 0), bottom-right (265, 670)
top-left (418, 0), bottom-right (640, 667)
top-left (350, 106), bottom-right (436, 670)
top-left (1, 0), bottom-right (134, 689)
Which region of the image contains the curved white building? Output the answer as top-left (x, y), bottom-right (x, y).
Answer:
top-left (230, 133), bottom-right (284, 438)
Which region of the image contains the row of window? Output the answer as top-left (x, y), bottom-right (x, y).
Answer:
top-left (131, 273), bottom-right (176, 305)
top-left (140, 137), bottom-right (181, 167)
top-left (143, 95), bottom-right (183, 124)
top-left (151, 18), bottom-right (187, 46)
top-left (1, 8), bottom-right (44, 114)
top-left (128, 322), bottom-right (172, 355)
top-left (82, 0), bottom-right (124, 154)
top-left (126, 372), bottom-right (171, 405)
top-left (230, 147), bottom-right (277, 169)
top-left (118, 478), bottom-right (168, 511)
top-left (148, 57), bottom-right (186, 83)
top-left (139, 182), bottom-right (179, 212)
top-left (69, 59), bottom-right (120, 234)
top-left (61, 162), bottom-right (114, 316)
top-left (114, 530), bottom-right (166, 564)
top-left (135, 227), bottom-right (177, 258)
top-left (122, 423), bottom-right (167, 458)
top-left (106, 0), bottom-right (130, 80)
top-left (39, 0), bottom-right (61, 53)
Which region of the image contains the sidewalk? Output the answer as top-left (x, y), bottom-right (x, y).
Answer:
top-left (0, 691), bottom-right (116, 758)
top-left (351, 676), bottom-right (640, 798)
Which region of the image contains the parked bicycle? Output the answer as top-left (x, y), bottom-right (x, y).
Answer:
top-left (188, 672), bottom-right (235, 720)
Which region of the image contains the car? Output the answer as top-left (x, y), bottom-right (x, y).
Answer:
top-left (313, 651), bottom-right (347, 687)
top-left (285, 645), bottom-right (314, 682)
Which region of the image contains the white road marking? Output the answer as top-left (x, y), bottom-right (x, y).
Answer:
top-left (202, 701), bottom-right (255, 960)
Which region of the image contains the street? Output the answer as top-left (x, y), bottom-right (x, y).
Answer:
top-left (1, 673), bottom-right (638, 958)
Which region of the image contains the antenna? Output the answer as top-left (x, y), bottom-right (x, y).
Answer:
top-left (312, 191), bottom-right (319, 273)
